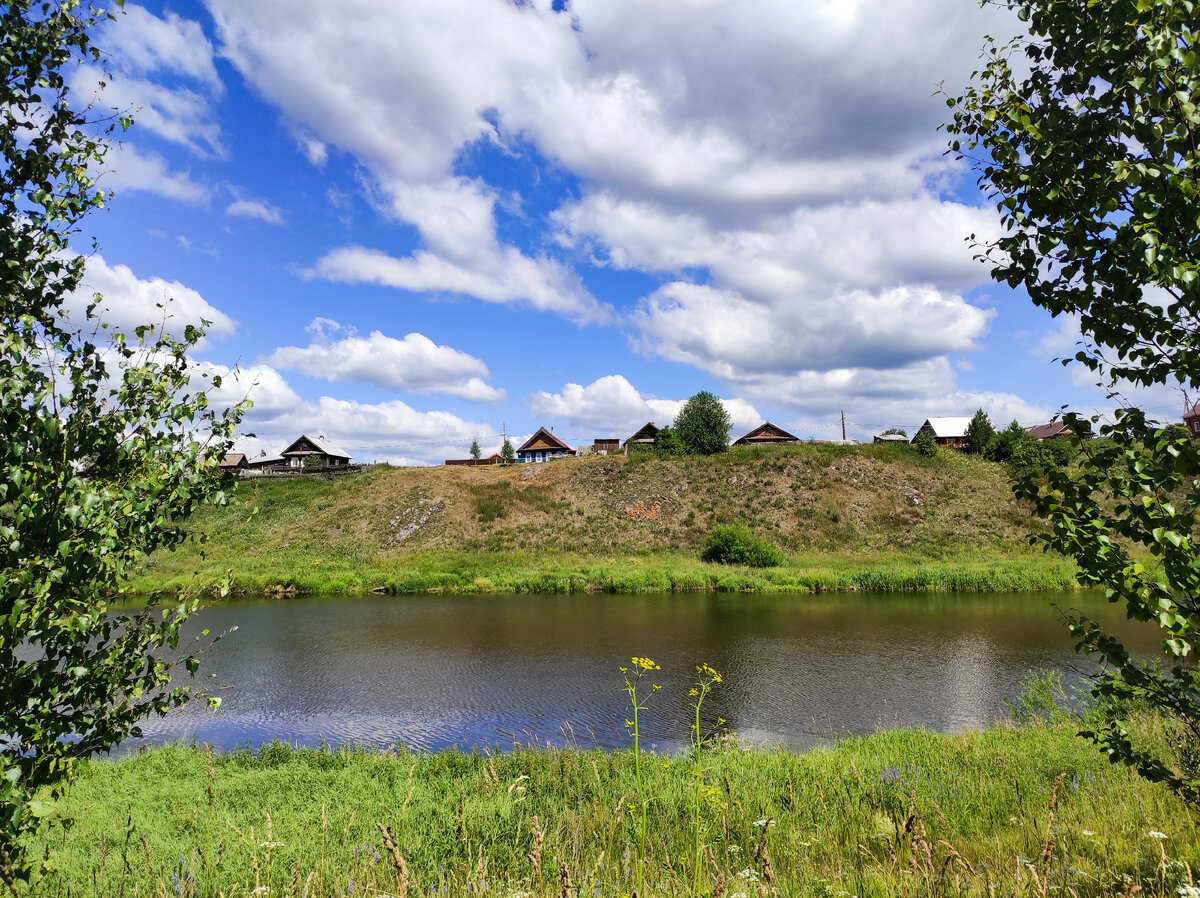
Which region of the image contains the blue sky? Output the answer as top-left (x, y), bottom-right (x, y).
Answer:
top-left (65, 0), bottom-right (1186, 464)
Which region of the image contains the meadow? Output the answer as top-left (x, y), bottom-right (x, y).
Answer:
top-left (32, 705), bottom-right (1199, 897)
top-left (130, 445), bottom-right (1079, 597)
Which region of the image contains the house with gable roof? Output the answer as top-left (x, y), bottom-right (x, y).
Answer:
top-left (912, 416), bottom-right (972, 449)
top-left (733, 421), bottom-right (799, 446)
top-left (623, 421), bottom-right (660, 451)
top-left (515, 427), bottom-right (575, 463)
top-left (280, 434), bottom-right (353, 468)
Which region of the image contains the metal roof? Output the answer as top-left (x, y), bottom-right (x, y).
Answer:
top-left (920, 417), bottom-right (973, 438)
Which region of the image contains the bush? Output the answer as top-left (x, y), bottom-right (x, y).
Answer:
top-left (701, 524), bottom-right (784, 567)
top-left (913, 431), bottom-right (938, 457)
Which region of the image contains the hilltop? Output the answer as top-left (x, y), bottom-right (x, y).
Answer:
top-left (131, 442), bottom-right (1077, 596)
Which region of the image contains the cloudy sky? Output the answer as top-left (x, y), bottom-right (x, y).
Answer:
top-left (68, 0), bottom-right (1182, 464)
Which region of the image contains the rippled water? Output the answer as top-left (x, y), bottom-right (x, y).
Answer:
top-left (123, 590), bottom-right (1156, 754)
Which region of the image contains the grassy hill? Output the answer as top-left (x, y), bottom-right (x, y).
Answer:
top-left (130, 442), bottom-right (1078, 596)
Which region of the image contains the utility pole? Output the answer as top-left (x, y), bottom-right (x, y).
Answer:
top-left (841, 410), bottom-right (846, 441)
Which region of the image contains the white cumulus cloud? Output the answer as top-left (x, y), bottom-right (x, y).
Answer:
top-left (264, 323), bottom-right (505, 402)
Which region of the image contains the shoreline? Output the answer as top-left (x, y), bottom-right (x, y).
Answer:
top-left (127, 550), bottom-right (1080, 598)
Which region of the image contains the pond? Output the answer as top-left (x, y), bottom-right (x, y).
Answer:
top-left (125, 590), bottom-right (1157, 755)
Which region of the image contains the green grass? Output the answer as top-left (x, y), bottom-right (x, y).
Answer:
top-left (127, 547), bottom-right (1079, 597)
top-left (126, 448), bottom-right (1078, 597)
top-left (31, 716), bottom-right (1200, 896)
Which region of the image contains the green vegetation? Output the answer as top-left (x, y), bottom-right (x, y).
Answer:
top-left (128, 445), bottom-right (1079, 596)
top-left (1, 0), bottom-right (245, 883)
top-left (947, 0), bottom-right (1200, 800)
top-left (701, 523), bottom-right (785, 568)
top-left (30, 713), bottom-right (1200, 896)
top-left (965, 408), bottom-right (995, 455)
top-left (674, 390), bottom-right (732, 455)
top-left (913, 430), bottom-right (937, 457)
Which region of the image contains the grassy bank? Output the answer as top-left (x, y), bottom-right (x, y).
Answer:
top-left (33, 718), bottom-right (1199, 896)
top-left (131, 445), bottom-right (1078, 596)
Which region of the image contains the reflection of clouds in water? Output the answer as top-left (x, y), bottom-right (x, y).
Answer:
top-left (120, 591), bottom-right (1152, 755)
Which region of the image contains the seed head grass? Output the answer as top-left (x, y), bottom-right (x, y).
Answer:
top-left (32, 712), bottom-right (1200, 896)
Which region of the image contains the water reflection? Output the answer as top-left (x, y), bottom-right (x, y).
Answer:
top-left (122, 591), bottom-right (1153, 754)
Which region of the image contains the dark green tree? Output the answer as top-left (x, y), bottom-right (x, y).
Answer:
top-left (964, 408), bottom-right (995, 455)
top-left (500, 436), bottom-right (515, 462)
top-left (1, 0), bottom-right (247, 881)
top-left (912, 430), bottom-right (938, 458)
top-left (653, 426), bottom-right (685, 456)
top-left (673, 391), bottom-right (731, 455)
top-left (947, 0), bottom-right (1200, 800)
top-left (469, 437), bottom-right (481, 460)
top-left (983, 419), bottom-right (1032, 463)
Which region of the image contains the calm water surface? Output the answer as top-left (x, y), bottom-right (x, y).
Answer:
top-left (127, 591), bottom-right (1156, 754)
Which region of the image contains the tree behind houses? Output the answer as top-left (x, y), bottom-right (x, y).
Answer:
top-left (674, 391), bottom-right (732, 455)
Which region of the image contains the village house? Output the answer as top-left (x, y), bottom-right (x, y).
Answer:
top-left (217, 452), bottom-right (248, 471)
top-left (912, 416), bottom-right (972, 449)
top-left (280, 434), bottom-right (352, 468)
top-left (733, 421), bottom-right (799, 446)
top-left (515, 427), bottom-right (575, 463)
top-left (623, 421), bottom-right (660, 451)
top-left (445, 453), bottom-right (504, 466)
top-left (1026, 421), bottom-right (1074, 441)
top-left (872, 433), bottom-right (909, 444)
top-left (1183, 403), bottom-right (1200, 439)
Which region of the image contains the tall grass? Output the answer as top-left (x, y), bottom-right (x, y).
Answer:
top-left (29, 711), bottom-right (1200, 896)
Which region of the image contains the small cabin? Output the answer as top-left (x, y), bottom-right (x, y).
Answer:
top-left (733, 421), bottom-right (799, 446)
top-left (623, 421), bottom-right (660, 450)
top-left (446, 454), bottom-right (505, 466)
top-left (217, 452), bottom-right (248, 470)
top-left (872, 433), bottom-right (909, 444)
top-left (281, 434), bottom-right (352, 468)
top-left (912, 417), bottom-right (972, 448)
top-left (593, 438), bottom-right (620, 455)
top-left (516, 427), bottom-right (575, 463)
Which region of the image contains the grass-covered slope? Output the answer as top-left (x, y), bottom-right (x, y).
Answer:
top-left (131, 443), bottom-right (1077, 596)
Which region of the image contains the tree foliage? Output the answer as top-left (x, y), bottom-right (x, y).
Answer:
top-left (500, 436), bottom-right (515, 462)
top-left (947, 0), bottom-right (1200, 801)
top-left (652, 425), bottom-right (685, 456)
top-left (965, 408), bottom-right (996, 455)
top-left (673, 391), bottom-right (731, 456)
top-left (912, 430), bottom-right (938, 458)
top-left (469, 438), bottom-right (481, 460)
top-left (1, 0), bottom-right (246, 881)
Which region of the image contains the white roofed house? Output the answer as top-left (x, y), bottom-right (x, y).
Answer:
top-left (912, 417), bottom-right (972, 449)
top-left (280, 434), bottom-right (353, 468)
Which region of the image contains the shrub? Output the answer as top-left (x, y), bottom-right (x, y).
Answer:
top-left (700, 524), bottom-right (784, 567)
top-left (913, 431), bottom-right (938, 457)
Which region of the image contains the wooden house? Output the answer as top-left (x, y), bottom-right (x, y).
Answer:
top-left (1183, 404), bottom-right (1200, 439)
top-left (244, 450), bottom-right (285, 471)
top-left (912, 417), bottom-right (972, 448)
top-left (593, 438), bottom-right (620, 454)
top-left (733, 421), bottom-right (799, 446)
top-left (445, 454), bottom-right (505, 466)
top-left (872, 433), bottom-right (909, 444)
top-left (515, 427), bottom-right (575, 463)
top-left (623, 421), bottom-right (660, 450)
top-left (217, 452), bottom-right (248, 471)
top-left (1026, 421), bottom-right (1073, 441)
top-left (280, 434), bottom-right (352, 468)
